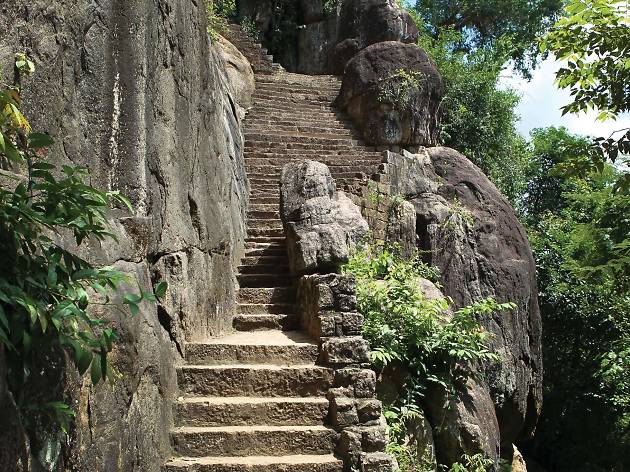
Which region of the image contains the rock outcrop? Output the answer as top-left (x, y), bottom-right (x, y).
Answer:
top-left (280, 160), bottom-right (369, 275)
top-left (383, 148), bottom-right (543, 452)
top-left (329, 0), bottom-right (419, 74)
top-left (336, 42), bottom-right (444, 147)
top-left (0, 1), bottom-right (249, 471)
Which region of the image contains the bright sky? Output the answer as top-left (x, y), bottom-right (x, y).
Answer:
top-left (500, 57), bottom-right (630, 140)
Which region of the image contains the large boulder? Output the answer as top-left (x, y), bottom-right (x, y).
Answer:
top-left (425, 379), bottom-right (502, 468)
top-left (329, 0), bottom-right (419, 74)
top-left (384, 148), bottom-right (543, 450)
top-left (336, 42), bottom-right (443, 147)
top-left (280, 160), bottom-right (369, 275)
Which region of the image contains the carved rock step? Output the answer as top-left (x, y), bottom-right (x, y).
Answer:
top-left (244, 142), bottom-right (373, 151)
top-left (233, 314), bottom-right (299, 332)
top-left (245, 116), bottom-right (353, 126)
top-left (237, 303), bottom-right (294, 315)
top-left (247, 125), bottom-right (354, 136)
top-left (175, 396), bottom-right (329, 427)
top-left (185, 331), bottom-right (317, 366)
top-left (238, 264), bottom-right (288, 275)
top-left (247, 227), bottom-right (283, 238)
top-left (171, 425), bottom-right (338, 457)
top-left (244, 236), bottom-right (285, 244)
top-left (163, 454), bottom-right (343, 472)
top-left (176, 364), bottom-right (334, 397)
top-left (245, 133), bottom-right (359, 145)
top-left (237, 273), bottom-right (292, 288)
top-left (239, 255), bottom-right (287, 267)
top-left (255, 80), bottom-right (341, 93)
top-left (247, 196), bottom-right (280, 204)
top-left (238, 287), bottom-right (294, 304)
top-left (247, 210), bottom-right (280, 219)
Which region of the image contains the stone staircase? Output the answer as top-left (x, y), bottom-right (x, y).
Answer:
top-left (163, 25), bottom-right (389, 472)
top-left (224, 24), bottom-right (284, 74)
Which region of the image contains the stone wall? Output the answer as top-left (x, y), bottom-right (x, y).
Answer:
top-left (297, 274), bottom-right (397, 471)
top-left (0, 1), bottom-right (248, 471)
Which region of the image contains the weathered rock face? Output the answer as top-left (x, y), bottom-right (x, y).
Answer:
top-left (384, 148), bottom-right (543, 451)
top-left (0, 1), bottom-right (248, 470)
top-left (329, 0), bottom-right (419, 74)
top-left (425, 379), bottom-right (502, 468)
top-left (237, 0), bottom-right (417, 75)
top-left (336, 42), bottom-right (443, 147)
top-left (280, 160), bottom-right (369, 275)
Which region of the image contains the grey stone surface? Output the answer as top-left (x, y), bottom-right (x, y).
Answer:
top-left (330, 0), bottom-right (419, 74)
top-left (386, 199), bottom-right (418, 258)
top-left (0, 1), bottom-right (248, 470)
top-left (280, 161), bottom-right (369, 275)
top-left (425, 379), bottom-right (502, 468)
top-left (383, 148), bottom-right (542, 451)
top-left (336, 42), bottom-right (444, 147)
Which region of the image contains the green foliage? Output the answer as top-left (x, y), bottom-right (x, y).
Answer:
top-left (343, 244), bottom-right (513, 395)
top-left (0, 56), bottom-right (166, 433)
top-left (240, 16), bottom-right (262, 43)
top-left (411, 0), bottom-right (563, 74)
top-left (442, 198), bottom-right (474, 236)
top-left (378, 68), bottom-right (427, 111)
top-left (541, 0), bottom-right (630, 191)
top-left (446, 454), bottom-right (494, 472)
top-left (204, 0), bottom-right (236, 40)
top-left (323, 0), bottom-right (341, 15)
top-left (520, 126), bottom-right (630, 470)
top-left (416, 29), bottom-right (531, 204)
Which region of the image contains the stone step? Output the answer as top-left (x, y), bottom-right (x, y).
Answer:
top-left (245, 132), bottom-right (359, 145)
top-left (245, 158), bottom-right (381, 168)
top-left (248, 203), bottom-right (280, 211)
top-left (244, 236), bottom-right (285, 244)
top-left (184, 331), bottom-right (317, 366)
top-left (251, 100), bottom-right (335, 113)
top-left (240, 255), bottom-right (287, 266)
top-left (238, 264), bottom-right (288, 275)
top-left (245, 114), bottom-right (351, 125)
top-left (244, 142), bottom-right (372, 152)
top-left (244, 246), bottom-right (286, 257)
top-left (247, 125), bottom-right (354, 136)
top-left (253, 90), bottom-right (335, 102)
top-left (246, 219), bottom-right (282, 229)
top-left (255, 81), bottom-right (341, 93)
top-left (174, 396), bottom-right (329, 427)
top-left (238, 287), bottom-right (294, 304)
top-left (247, 227), bottom-right (283, 238)
top-left (171, 425), bottom-right (338, 457)
top-left (237, 273), bottom-right (291, 288)
top-left (250, 105), bottom-right (341, 117)
top-left (163, 454), bottom-right (343, 472)
top-left (177, 364), bottom-right (334, 397)
top-left (247, 210), bottom-right (280, 219)
top-left (247, 196), bottom-right (279, 204)
top-left (237, 303), bottom-right (294, 315)
top-left (233, 314), bottom-right (299, 332)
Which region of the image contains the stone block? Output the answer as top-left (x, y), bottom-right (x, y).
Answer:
top-left (330, 397), bottom-right (359, 429)
top-left (342, 312), bottom-right (364, 335)
top-left (321, 337), bottom-right (370, 366)
top-left (356, 399), bottom-right (382, 424)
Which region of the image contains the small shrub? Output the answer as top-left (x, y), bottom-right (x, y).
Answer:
top-left (204, 0), bottom-right (236, 40)
top-left (240, 16), bottom-right (262, 43)
top-left (343, 244), bottom-right (515, 469)
top-left (379, 68), bottom-right (427, 111)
